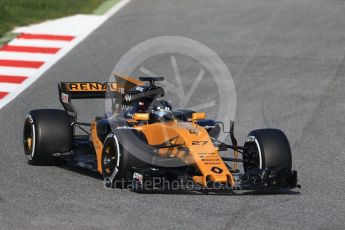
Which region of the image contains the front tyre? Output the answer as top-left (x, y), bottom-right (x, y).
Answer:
top-left (243, 129), bottom-right (292, 172)
top-left (101, 130), bottom-right (152, 189)
top-left (101, 134), bottom-right (126, 188)
top-left (23, 109), bottom-right (72, 165)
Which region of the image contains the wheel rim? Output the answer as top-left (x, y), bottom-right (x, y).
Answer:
top-left (243, 138), bottom-right (262, 171)
top-left (23, 118), bottom-right (35, 160)
top-left (103, 144), bottom-right (118, 176)
top-left (26, 137), bottom-right (32, 150)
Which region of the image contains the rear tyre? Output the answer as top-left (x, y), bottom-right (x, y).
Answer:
top-left (23, 109), bottom-right (72, 165)
top-left (243, 129), bottom-right (292, 172)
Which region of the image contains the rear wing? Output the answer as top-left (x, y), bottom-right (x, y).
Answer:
top-left (58, 75), bottom-right (144, 123)
top-left (58, 76), bottom-right (143, 99)
top-left (59, 82), bottom-right (123, 99)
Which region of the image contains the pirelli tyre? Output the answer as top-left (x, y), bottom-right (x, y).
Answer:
top-left (101, 129), bottom-right (150, 189)
top-left (23, 109), bottom-right (72, 165)
top-left (243, 129), bottom-right (292, 172)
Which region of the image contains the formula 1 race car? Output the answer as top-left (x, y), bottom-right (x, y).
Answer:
top-left (23, 75), bottom-right (298, 192)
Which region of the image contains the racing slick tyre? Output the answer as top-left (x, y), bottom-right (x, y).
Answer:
top-left (101, 129), bottom-right (150, 189)
top-left (243, 129), bottom-right (292, 172)
top-left (23, 109), bottom-right (72, 165)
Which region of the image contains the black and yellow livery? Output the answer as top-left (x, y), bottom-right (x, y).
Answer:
top-left (23, 75), bottom-right (298, 192)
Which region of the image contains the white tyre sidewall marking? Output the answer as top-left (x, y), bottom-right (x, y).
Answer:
top-left (254, 138), bottom-right (263, 169)
top-left (104, 133), bottom-right (121, 181)
top-left (31, 123), bottom-right (36, 160)
top-left (245, 136), bottom-right (263, 169)
top-left (112, 134), bottom-right (121, 168)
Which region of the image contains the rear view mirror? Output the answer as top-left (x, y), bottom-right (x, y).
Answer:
top-left (192, 112), bottom-right (206, 121)
top-left (133, 113), bottom-right (149, 121)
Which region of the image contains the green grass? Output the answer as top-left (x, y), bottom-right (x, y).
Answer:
top-left (93, 0), bottom-right (119, 15)
top-left (0, 0), bottom-right (104, 37)
top-left (0, 32), bottom-right (17, 46)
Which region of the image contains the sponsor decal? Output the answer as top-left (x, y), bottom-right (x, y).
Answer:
top-left (133, 172), bottom-right (143, 184)
top-left (61, 93), bottom-right (69, 103)
top-left (66, 82), bottom-right (124, 93)
top-left (121, 104), bottom-right (131, 110)
top-left (27, 114), bottom-right (34, 124)
top-left (211, 166), bottom-right (223, 174)
top-left (124, 94), bottom-right (132, 101)
top-left (192, 141), bottom-right (208, 145)
top-left (135, 86), bottom-right (144, 92)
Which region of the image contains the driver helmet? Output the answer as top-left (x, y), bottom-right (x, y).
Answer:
top-left (150, 100), bottom-right (174, 122)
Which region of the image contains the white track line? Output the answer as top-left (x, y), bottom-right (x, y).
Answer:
top-left (8, 38), bottom-right (70, 48)
top-left (14, 15), bottom-right (103, 36)
top-left (0, 83), bottom-right (21, 92)
top-left (0, 0), bottom-right (132, 109)
top-left (0, 67), bottom-right (36, 76)
top-left (0, 52), bottom-right (53, 62)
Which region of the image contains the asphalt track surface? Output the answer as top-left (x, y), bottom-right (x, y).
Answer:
top-left (1, 0), bottom-right (345, 229)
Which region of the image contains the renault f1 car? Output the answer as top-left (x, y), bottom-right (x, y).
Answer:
top-left (23, 75), bottom-right (298, 192)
